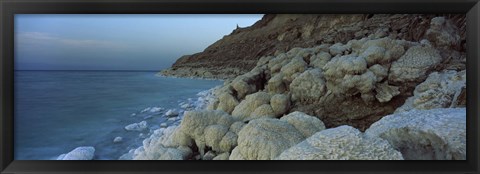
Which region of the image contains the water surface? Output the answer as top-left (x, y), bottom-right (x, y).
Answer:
top-left (14, 70), bottom-right (222, 160)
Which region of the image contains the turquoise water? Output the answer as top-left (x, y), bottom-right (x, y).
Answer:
top-left (14, 71), bottom-right (222, 160)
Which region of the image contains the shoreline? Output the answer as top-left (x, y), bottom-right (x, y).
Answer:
top-left (118, 84), bottom-right (221, 160)
top-left (54, 75), bottom-right (222, 160)
top-left (155, 72), bottom-right (227, 81)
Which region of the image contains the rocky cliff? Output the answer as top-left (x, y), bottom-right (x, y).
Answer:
top-left (160, 14), bottom-right (466, 79)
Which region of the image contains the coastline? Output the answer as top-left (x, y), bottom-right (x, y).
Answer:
top-left (52, 74), bottom-right (223, 160)
top-left (118, 84), bottom-right (222, 160)
top-left (57, 15), bottom-right (467, 161)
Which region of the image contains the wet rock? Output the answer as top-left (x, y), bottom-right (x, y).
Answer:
top-left (58, 146), bottom-right (95, 160)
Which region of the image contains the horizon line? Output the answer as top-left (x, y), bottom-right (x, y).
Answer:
top-left (15, 69), bottom-right (162, 72)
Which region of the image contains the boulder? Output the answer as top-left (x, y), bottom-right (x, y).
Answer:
top-left (250, 104), bottom-right (276, 120)
top-left (229, 121), bottom-right (246, 134)
top-left (216, 93), bottom-right (239, 114)
top-left (323, 55), bottom-right (377, 102)
top-left (375, 82), bottom-right (400, 103)
top-left (267, 72), bottom-right (286, 94)
top-left (309, 51), bottom-right (332, 69)
top-left (388, 45), bottom-right (443, 83)
top-left (125, 121), bottom-right (148, 131)
top-left (165, 109), bottom-right (179, 117)
top-left (425, 17), bottom-right (461, 49)
top-left (113, 137), bottom-right (123, 143)
top-left (203, 151), bottom-right (217, 160)
top-left (230, 68), bottom-right (265, 99)
top-left (160, 123), bottom-right (168, 128)
top-left (177, 110), bottom-right (238, 155)
top-left (277, 126), bottom-right (403, 160)
top-left (270, 94), bottom-right (291, 117)
top-left (133, 145), bottom-right (192, 160)
top-left (365, 108), bottom-right (466, 160)
top-left (58, 146), bottom-right (95, 160)
top-left (290, 69), bottom-right (326, 103)
top-left (131, 126), bottom-right (193, 160)
top-left (231, 91), bottom-right (271, 121)
top-left (280, 111), bottom-right (325, 138)
top-left (329, 43), bottom-right (350, 56)
top-left (229, 117), bottom-right (315, 160)
top-left (204, 125), bottom-right (230, 152)
top-left (279, 57), bottom-right (308, 82)
top-left (396, 70), bottom-right (466, 113)
top-left (213, 152), bottom-right (230, 160)
top-left (356, 37), bottom-right (405, 66)
top-left (368, 64), bottom-right (388, 82)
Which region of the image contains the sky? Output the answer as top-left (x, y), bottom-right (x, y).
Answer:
top-left (15, 14), bottom-right (263, 71)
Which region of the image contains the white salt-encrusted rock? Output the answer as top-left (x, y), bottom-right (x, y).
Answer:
top-left (58, 146), bottom-right (95, 160)
top-left (365, 108), bottom-right (466, 160)
top-left (229, 118), bottom-right (305, 160)
top-left (229, 112), bottom-right (324, 160)
top-left (329, 43), bottom-right (350, 56)
top-left (280, 57), bottom-right (308, 82)
top-left (125, 121), bottom-right (148, 131)
top-left (149, 107), bottom-right (163, 113)
top-left (323, 55), bottom-right (377, 102)
top-left (250, 104), bottom-right (276, 120)
top-left (229, 121), bottom-right (246, 134)
top-left (231, 91), bottom-right (271, 121)
top-left (396, 70), bottom-right (466, 113)
top-left (267, 72), bottom-right (286, 94)
top-left (355, 37), bottom-right (405, 66)
top-left (375, 81), bottom-right (400, 103)
top-left (270, 94), bottom-right (290, 117)
top-left (388, 45), bottom-right (443, 83)
top-left (426, 17), bottom-right (461, 48)
top-left (268, 53), bottom-right (291, 74)
top-left (56, 154), bottom-right (66, 160)
top-left (160, 123), bottom-right (168, 128)
top-left (133, 145), bottom-right (191, 160)
top-left (231, 67), bottom-right (265, 99)
top-left (216, 93), bottom-right (239, 114)
top-left (213, 152), bottom-right (230, 160)
top-left (279, 111), bottom-right (325, 138)
top-left (113, 137), bottom-right (123, 143)
top-left (130, 126), bottom-right (193, 160)
top-left (290, 69), bottom-right (326, 103)
top-left (178, 110), bottom-right (238, 155)
top-left (277, 126), bottom-right (403, 160)
top-left (309, 51), bottom-right (332, 69)
top-left (165, 109), bottom-right (179, 117)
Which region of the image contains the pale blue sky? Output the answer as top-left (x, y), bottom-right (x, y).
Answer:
top-left (15, 14), bottom-right (263, 70)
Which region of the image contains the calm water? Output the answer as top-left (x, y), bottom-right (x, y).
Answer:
top-left (14, 71), bottom-right (222, 160)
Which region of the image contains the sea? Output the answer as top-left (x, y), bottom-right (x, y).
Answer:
top-left (14, 70), bottom-right (222, 160)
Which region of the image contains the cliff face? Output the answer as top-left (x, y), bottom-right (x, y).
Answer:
top-left (160, 14), bottom-right (466, 79)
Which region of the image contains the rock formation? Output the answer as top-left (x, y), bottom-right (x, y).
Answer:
top-left (277, 125), bottom-right (403, 160)
top-left (131, 14), bottom-right (468, 161)
top-left (365, 108), bottom-right (466, 160)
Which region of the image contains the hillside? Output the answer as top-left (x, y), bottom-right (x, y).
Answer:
top-left (160, 14), bottom-right (466, 79)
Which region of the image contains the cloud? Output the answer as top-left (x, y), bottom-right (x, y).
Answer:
top-left (15, 32), bottom-right (128, 49)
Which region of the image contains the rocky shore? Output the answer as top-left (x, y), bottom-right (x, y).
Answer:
top-left (141, 15), bottom-right (466, 160)
top-left (59, 15), bottom-right (467, 160)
